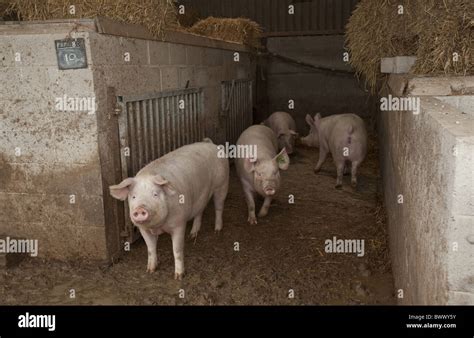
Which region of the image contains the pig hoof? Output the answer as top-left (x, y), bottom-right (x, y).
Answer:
top-left (146, 267), bottom-right (156, 273)
top-left (214, 229), bottom-right (222, 235)
top-left (258, 209), bottom-right (268, 217)
top-left (313, 168), bottom-right (320, 174)
top-left (189, 231), bottom-right (198, 239)
top-left (335, 183), bottom-right (342, 189)
top-left (247, 216), bottom-right (258, 225)
top-left (174, 272), bottom-right (184, 280)
top-left (351, 181), bottom-right (358, 189)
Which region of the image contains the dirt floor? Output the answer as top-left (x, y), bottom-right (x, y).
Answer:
top-left (0, 139), bottom-right (395, 305)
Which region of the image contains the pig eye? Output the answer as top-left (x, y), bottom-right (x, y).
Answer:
top-left (132, 196), bottom-right (136, 199)
top-left (153, 192), bottom-right (159, 198)
top-left (256, 172), bottom-right (262, 177)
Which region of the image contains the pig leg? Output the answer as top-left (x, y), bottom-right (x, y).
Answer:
top-left (343, 162), bottom-right (351, 175)
top-left (335, 160), bottom-right (345, 189)
top-left (258, 196), bottom-right (272, 217)
top-left (213, 183), bottom-right (228, 233)
top-left (242, 182), bottom-right (257, 225)
top-left (171, 223), bottom-right (186, 280)
top-left (351, 161), bottom-right (359, 189)
top-left (189, 213), bottom-right (202, 239)
top-left (314, 147), bottom-right (328, 173)
top-left (138, 226), bottom-right (159, 273)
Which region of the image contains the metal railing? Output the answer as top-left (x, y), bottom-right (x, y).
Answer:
top-left (221, 79), bottom-right (253, 145)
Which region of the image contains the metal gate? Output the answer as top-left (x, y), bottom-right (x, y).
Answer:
top-left (116, 88), bottom-right (204, 242)
top-left (221, 79), bottom-right (253, 145)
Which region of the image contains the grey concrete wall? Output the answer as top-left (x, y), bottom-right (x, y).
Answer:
top-left (89, 32), bottom-right (256, 145)
top-left (379, 75), bottom-right (474, 304)
top-left (0, 19), bottom-right (256, 262)
top-left (259, 35), bottom-right (373, 134)
top-left (0, 28), bottom-right (108, 260)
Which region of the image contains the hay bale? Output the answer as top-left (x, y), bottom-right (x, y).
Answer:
top-left (410, 0), bottom-right (473, 76)
top-left (1, 0), bottom-right (12, 20)
top-left (176, 5), bottom-right (201, 28)
top-left (346, 0), bottom-right (473, 92)
top-left (5, 0), bottom-right (178, 37)
top-left (189, 17), bottom-right (262, 49)
top-left (345, 0), bottom-right (418, 92)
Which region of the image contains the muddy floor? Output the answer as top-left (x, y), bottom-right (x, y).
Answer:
top-left (1, 141), bottom-right (395, 305)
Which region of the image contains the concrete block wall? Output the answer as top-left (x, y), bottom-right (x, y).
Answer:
top-left (0, 26), bottom-right (107, 261)
top-left (379, 75), bottom-right (474, 304)
top-left (0, 19), bottom-right (256, 262)
top-left (380, 56), bottom-right (417, 74)
top-left (90, 32), bottom-right (255, 144)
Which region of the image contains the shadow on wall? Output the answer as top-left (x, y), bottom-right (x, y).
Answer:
top-left (256, 35), bottom-right (375, 133)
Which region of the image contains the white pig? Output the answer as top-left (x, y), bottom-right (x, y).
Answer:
top-left (303, 113), bottom-right (367, 189)
top-left (235, 125), bottom-right (290, 224)
top-left (261, 111), bottom-right (298, 154)
top-left (109, 140), bottom-right (229, 279)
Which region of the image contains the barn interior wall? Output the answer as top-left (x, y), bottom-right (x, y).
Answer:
top-left (259, 35), bottom-right (372, 134)
top-left (0, 30), bottom-right (108, 261)
top-left (379, 75), bottom-right (474, 304)
top-left (89, 32), bottom-right (256, 146)
top-left (0, 20), bottom-right (257, 262)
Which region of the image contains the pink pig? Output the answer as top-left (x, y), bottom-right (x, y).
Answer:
top-left (303, 113), bottom-right (367, 189)
top-left (109, 140), bottom-right (229, 279)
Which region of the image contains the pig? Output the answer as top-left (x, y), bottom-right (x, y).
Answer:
top-left (235, 125), bottom-right (290, 225)
top-left (303, 113), bottom-right (367, 189)
top-left (109, 140), bottom-right (229, 279)
top-left (300, 114), bottom-right (321, 148)
top-left (261, 111), bottom-right (298, 154)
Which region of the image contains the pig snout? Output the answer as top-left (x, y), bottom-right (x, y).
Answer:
top-left (264, 187), bottom-right (276, 196)
top-left (131, 206), bottom-right (150, 224)
top-left (262, 181), bottom-right (278, 196)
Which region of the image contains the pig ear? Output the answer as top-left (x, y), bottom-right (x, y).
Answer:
top-left (314, 113), bottom-right (322, 129)
top-left (243, 157), bottom-right (257, 172)
top-left (110, 178), bottom-right (135, 201)
top-left (153, 175), bottom-right (176, 196)
top-left (305, 114), bottom-right (314, 126)
top-left (274, 148), bottom-right (290, 171)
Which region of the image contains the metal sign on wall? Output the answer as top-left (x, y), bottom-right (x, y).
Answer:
top-left (54, 38), bottom-right (88, 70)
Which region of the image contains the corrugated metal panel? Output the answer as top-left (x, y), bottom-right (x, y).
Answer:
top-left (119, 88), bottom-right (203, 176)
top-left (179, 0), bottom-right (359, 35)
